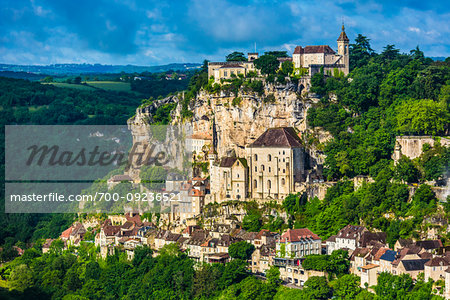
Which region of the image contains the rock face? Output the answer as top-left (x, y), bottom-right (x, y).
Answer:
top-left (393, 136), bottom-right (450, 162)
top-left (172, 84), bottom-right (320, 160)
top-left (127, 95), bottom-right (192, 181)
top-left (129, 84), bottom-right (326, 187)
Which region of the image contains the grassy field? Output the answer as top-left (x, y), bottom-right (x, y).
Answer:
top-left (45, 82), bottom-right (96, 91)
top-left (85, 81), bottom-right (132, 92)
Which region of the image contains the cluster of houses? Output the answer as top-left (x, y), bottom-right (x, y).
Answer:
top-left (326, 225), bottom-right (449, 297)
top-left (42, 215), bottom-right (450, 298)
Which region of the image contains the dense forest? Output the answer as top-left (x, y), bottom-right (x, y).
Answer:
top-left (0, 72), bottom-right (189, 260)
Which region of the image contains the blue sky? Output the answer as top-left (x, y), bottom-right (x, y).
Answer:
top-left (1, 0), bottom-right (449, 65)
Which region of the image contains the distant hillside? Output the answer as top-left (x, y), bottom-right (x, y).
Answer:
top-left (0, 62), bottom-right (201, 75)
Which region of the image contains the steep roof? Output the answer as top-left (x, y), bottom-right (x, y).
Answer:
top-left (337, 25), bottom-right (349, 42)
top-left (249, 127), bottom-right (302, 148)
top-left (374, 248), bottom-right (390, 261)
top-left (293, 45), bottom-right (335, 55)
top-left (416, 239), bottom-right (443, 250)
top-left (220, 157), bottom-right (237, 167)
top-left (424, 257), bottom-right (450, 267)
top-left (360, 232), bottom-right (387, 247)
top-left (280, 228), bottom-right (320, 243)
top-left (60, 227), bottom-right (73, 239)
top-left (380, 250), bottom-right (397, 262)
top-left (401, 259), bottom-right (429, 271)
top-left (219, 157), bottom-right (247, 168)
top-left (336, 225), bottom-right (367, 240)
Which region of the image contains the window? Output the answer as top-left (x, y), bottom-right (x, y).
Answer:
top-left (281, 178), bottom-right (285, 185)
top-left (254, 179), bottom-right (257, 188)
top-left (268, 154), bottom-right (271, 161)
top-left (283, 150), bottom-right (285, 155)
top-left (261, 165), bottom-right (265, 171)
top-left (224, 71), bottom-right (228, 76)
top-left (255, 166), bottom-right (257, 172)
top-left (268, 167), bottom-right (271, 172)
top-left (267, 180), bottom-right (271, 189)
top-left (283, 169), bottom-right (285, 173)
top-left (254, 154), bottom-right (258, 161)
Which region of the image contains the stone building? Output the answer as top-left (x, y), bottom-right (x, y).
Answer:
top-left (209, 156), bottom-right (248, 202)
top-left (293, 25), bottom-right (350, 76)
top-left (276, 228), bottom-right (321, 258)
top-left (246, 127), bottom-right (306, 200)
top-left (207, 53), bottom-right (259, 82)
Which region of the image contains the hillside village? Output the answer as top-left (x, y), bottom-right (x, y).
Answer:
top-left (36, 26), bottom-right (450, 298)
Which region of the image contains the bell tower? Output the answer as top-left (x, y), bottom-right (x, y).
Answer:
top-left (337, 23), bottom-right (350, 74)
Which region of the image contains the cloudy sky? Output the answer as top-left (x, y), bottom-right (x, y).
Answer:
top-left (1, 0), bottom-right (449, 65)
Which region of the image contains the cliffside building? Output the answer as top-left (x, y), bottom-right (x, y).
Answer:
top-left (293, 25), bottom-right (349, 76)
top-left (246, 127), bottom-right (306, 200)
top-left (209, 156), bottom-right (248, 202)
top-left (208, 26), bottom-right (349, 83)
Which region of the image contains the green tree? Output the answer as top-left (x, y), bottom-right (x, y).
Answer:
top-left (226, 52), bottom-right (247, 62)
top-left (254, 55), bottom-right (279, 75)
top-left (374, 272), bottom-right (413, 299)
top-left (396, 99), bottom-right (449, 135)
top-left (228, 241), bottom-right (255, 260)
top-left (394, 155), bottom-right (420, 183)
top-left (303, 276), bottom-right (332, 300)
top-left (350, 34), bottom-right (374, 70)
top-left (266, 266), bottom-right (281, 286)
top-left (333, 274), bottom-right (361, 299)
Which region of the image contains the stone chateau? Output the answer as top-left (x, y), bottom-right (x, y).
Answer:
top-left (207, 25), bottom-right (350, 85)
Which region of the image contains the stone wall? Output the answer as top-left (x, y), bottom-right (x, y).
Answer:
top-left (393, 136), bottom-right (450, 162)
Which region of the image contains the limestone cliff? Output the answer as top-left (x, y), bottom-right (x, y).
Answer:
top-left (128, 83), bottom-right (328, 186)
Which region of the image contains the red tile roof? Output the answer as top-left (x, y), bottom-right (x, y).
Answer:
top-left (280, 228), bottom-right (320, 242)
top-left (61, 227), bottom-right (73, 239)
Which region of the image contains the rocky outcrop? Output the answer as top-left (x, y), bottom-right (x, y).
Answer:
top-left (393, 136), bottom-right (450, 162)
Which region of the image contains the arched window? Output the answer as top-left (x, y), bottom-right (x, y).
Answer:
top-left (254, 179), bottom-right (257, 188)
top-left (261, 165), bottom-right (265, 171)
top-left (268, 154), bottom-right (271, 161)
top-left (267, 180), bottom-right (271, 189)
top-left (281, 178), bottom-right (285, 186)
top-left (254, 154), bottom-right (258, 161)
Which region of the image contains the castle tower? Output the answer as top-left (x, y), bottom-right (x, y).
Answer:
top-left (337, 24), bottom-right (350, 74)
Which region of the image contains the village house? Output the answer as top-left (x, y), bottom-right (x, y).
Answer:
top-left (360, 264), bottom-right (379, 289)
top-left (251, 244), bottom-right (275, 275)
top-left (276, 228), bottom-right (321, 259)
top-left (327, 225), bottom-right (368, 254)
top-left (187, 132), bottom-right (212, 155)
top-left (379, 250), bottom-right (397, 273)
top-left (273, 257), bottom-right (327, 287)
top-left (209, 155), bottom-right (248, 202)
top-left (424, 257), bottom-right (450, 282)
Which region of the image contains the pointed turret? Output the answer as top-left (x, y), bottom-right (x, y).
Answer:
top-left (337, 23), bottom-right (349, 42)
